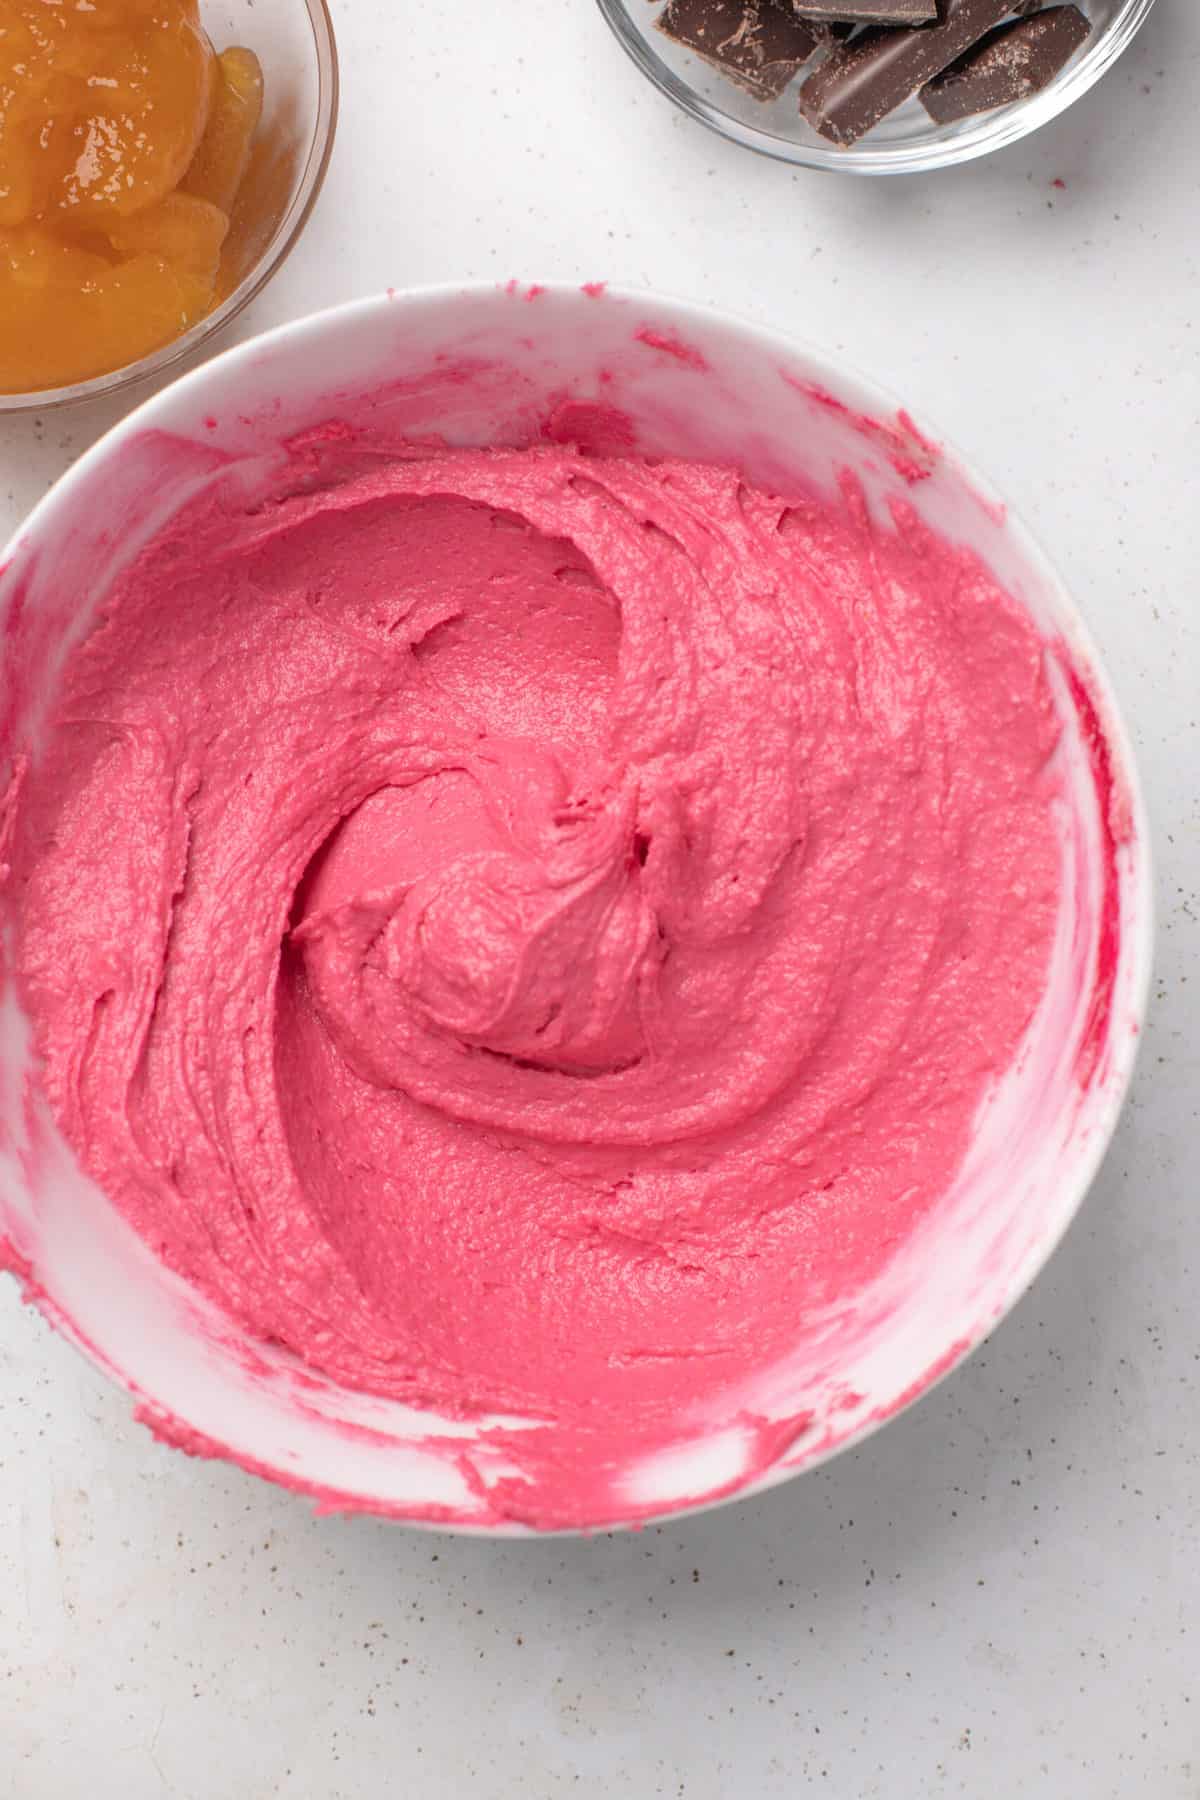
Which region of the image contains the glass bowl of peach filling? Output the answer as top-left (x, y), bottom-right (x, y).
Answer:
top-left (0, 0), bottom-right (338, 412)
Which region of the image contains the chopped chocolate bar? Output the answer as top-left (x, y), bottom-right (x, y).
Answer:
top-left (782, 1), bottom-right (937, 22)
top-left (649, 0), bottom-right (1096, 145)
top-left (797, 0), bottom-right (1017, 145)
top-left (767, 3), bottom-right (857, 42)
top-left (657, 0), bottom-right (818, 101)
top-left (921, 5), bottom-right (1092, 122)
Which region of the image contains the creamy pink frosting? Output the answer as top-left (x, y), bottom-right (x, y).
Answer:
top-left (9, 441), bottom-right (1063, 1526)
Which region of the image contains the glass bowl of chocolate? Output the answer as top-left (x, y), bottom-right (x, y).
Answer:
top-left (596, 0), bottom-right (1158, 173)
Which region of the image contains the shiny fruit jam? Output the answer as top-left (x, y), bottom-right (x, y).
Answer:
top-left (0, 1), bottom-right (263, 393)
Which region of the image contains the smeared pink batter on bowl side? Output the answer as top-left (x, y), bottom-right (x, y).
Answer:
top-left (7, 437), bottom-right (1064, 1529)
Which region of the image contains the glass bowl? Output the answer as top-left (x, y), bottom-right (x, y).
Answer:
top-left (596, 0), bottom-right (1158, 174)
top-left (0, 0), bottom-right (338, 416)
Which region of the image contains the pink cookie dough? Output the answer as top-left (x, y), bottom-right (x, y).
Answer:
top-left (6, 439), bottom-right (1063, 1525)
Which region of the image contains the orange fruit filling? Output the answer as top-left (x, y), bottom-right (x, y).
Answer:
top-left (0, 1), bottom-right (264, 392)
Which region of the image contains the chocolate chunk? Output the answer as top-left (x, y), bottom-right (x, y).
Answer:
top-left (921, 6), bottom-right (1092, 123)
top-left (656, 0), bottom-right (818, 102)
top-left (797, 0), bottom-right (1018, 145)
top-left (782, 1), bottom-right (938, 22)
top-left (767, 3), bottom-right (857, 41)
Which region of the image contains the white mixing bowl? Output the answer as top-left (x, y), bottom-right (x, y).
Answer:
top-left (0, 285), bottom-right (1152, 1532)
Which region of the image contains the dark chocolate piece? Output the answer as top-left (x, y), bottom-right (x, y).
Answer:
top-left (657, 0), bottom-right (818, 101)
top-left (797, 0), bottom-right (1018, 145)
top-left (767, 3), bottom-right (857, 42)
top-left (921, 5), bottom-right (1092, 122)
top-left (782, 1), bottom-right (937, 22)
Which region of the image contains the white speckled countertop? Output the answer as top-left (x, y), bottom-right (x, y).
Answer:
top-left (1, 4), bottom-right (1197, 1795)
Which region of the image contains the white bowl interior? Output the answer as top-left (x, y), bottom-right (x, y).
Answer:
top-left (0, 286), bottom-right (1150, 1531)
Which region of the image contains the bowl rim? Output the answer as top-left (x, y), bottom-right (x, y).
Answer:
top-left (0, 281), bottom-right (1155, 1534)
top-left (595, 0), bottom-right (1160, 175)
top-left (0, 0), bottom-right (340, 417)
